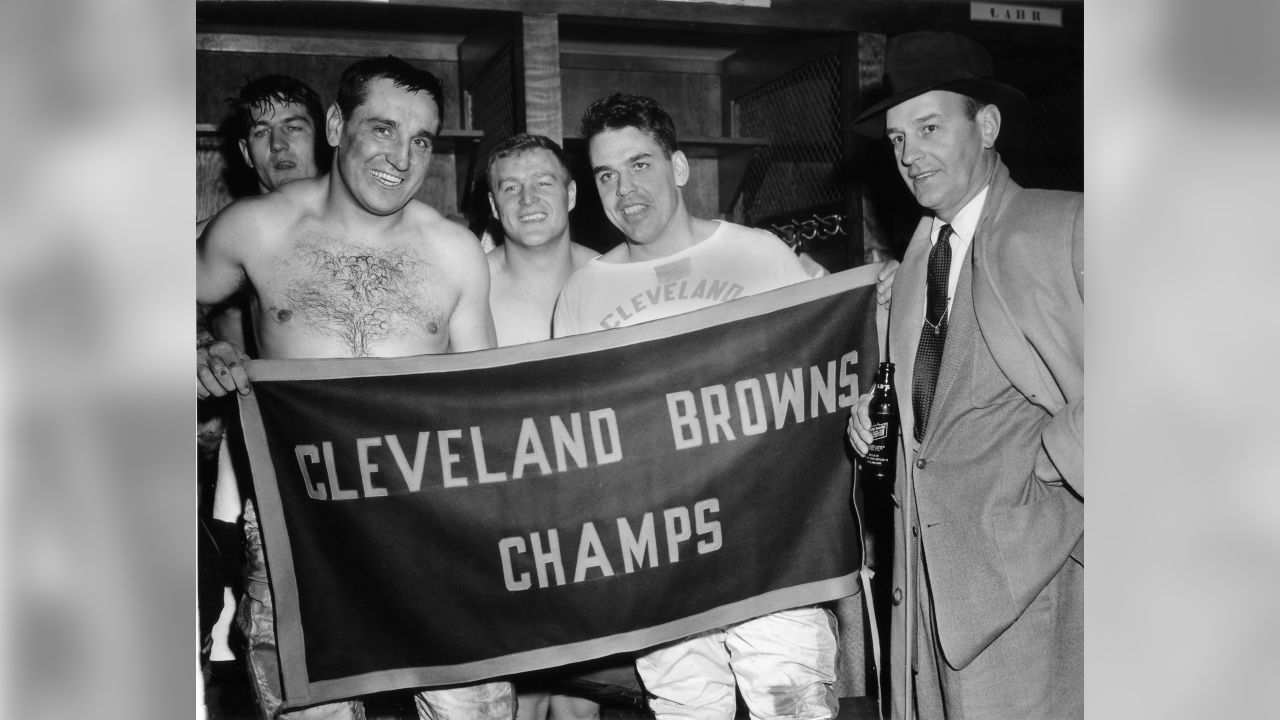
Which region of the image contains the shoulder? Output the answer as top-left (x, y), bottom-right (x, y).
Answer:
top-left (403, 199), bottom-right (452, 234)
top-left (213, 177), bottom-right (321, 225)
top-left (716, 221), bottom-right (795, 255)
top-left (560, 260), bottom-right (596, 291)
top-left (981, 189), bottom-right (1083, 299)
top-left (201, 191), bottom-right (290, 253)
top-left (569, 242), bottom-right (601, 270)
top-left (713, 221), bottom-right (807, 273)
top-left (994, 185), bottom-right (1081, 229)
top-left (717, 220), bottom-right (775, 240)
top-left (405, 201), bottom-right (485, 257)
top-left (988, 188), bottom-right (1082, 257)
top-left (558, 256), bottom-right (610, 300)
top-left (553, 261), bottom-right (604, 337)
top-left (485, 243), bottom-right (508, 276)
top-left (598, 243), bottom-right (630, 264)
top-left (982, 159), bottom-right (1080, 243)
top-left (1017, 187), bottom-right (1082, 214)
top-left (416, 207), bottom-right (492, 291)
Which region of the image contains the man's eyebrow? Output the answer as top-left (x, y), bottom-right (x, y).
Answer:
top-left (592, 152), bottom-right (652, 174)
top-left (885, 112), bottom-right (943, 137)
top-left (277, 113), bottom-right (312, 126)
top-left (362, 116), bottom-right (435, 140)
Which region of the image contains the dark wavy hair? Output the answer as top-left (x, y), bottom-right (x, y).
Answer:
top-left (222, 74), bottom-right (331, 193)
top-left (336, 56), bottom-right (445, 134)
top-left (484, 133), bottom-right (573, 190)
top-left (229, 74), bottom-right (326, 143)
top-left (579, 93), bottom-right (678, 157)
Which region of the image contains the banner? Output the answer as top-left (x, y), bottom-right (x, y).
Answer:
top-left (239, 266), bottom-right (884, 709)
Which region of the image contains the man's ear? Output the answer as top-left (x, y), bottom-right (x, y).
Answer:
top-left (977, 104), bottom-right (1002, 149)
top-left (488, 192), bottom-right (499, 220)
top-left (567, 179), bottom-right (577, 212)
top-left (325, 104), bottom-right (343, 148)
top-left (672, 150), bottom-right (690, 188)
top-left (238, 139), bottom-right (253, 168)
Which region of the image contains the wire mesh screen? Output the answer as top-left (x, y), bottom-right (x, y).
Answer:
top-left (733, 52), bottom-right (844, 226)
top-left (467, 43), bottom-right (517, 175)
top-left (1004, 74), bottom-right (1083, 192)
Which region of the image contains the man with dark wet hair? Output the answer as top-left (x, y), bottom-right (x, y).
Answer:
top-left (229, 74), bottom-right (330, 196)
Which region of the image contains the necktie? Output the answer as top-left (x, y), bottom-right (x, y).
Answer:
top-left (912, 224), bottom-right (952, 442)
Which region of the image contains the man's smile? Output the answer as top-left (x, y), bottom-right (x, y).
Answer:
top-left (371, 169), bottom-right (403, 187)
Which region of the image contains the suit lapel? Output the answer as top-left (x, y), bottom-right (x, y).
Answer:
top-left (970, 161), bottom-right (1063, 413)
top-left (891, 218), bottom-right (934, 451)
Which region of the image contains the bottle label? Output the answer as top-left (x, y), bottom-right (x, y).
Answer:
top-left (864, 420), bottom-right (895, 472)
top-left (869, 422), bottom-right (888, 441)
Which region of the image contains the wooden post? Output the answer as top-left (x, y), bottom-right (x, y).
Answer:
top-left (520, 13), bottom-right (563, 144)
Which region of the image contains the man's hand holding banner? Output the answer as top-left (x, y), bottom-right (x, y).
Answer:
top-left (239, 266), bottom-right (883, 709)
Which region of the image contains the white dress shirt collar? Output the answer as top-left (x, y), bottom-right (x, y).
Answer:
top-left (929, 186), bottom-right (989, 315)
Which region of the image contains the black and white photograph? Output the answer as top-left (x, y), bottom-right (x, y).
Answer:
top-left (193, 3), bottom-right (1081, 719)
top-left (8, 1), bottom-right (1280, 719)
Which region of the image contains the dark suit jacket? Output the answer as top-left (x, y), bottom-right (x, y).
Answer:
top-left (888, 156), bottom-right (1083, 682)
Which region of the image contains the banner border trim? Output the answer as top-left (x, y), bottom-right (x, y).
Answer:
top-left (237, 263), bottom-right (885, 707)
top-left (283, 573), bottom-right (860, 709)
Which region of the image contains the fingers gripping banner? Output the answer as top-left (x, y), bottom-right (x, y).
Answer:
top-left (239, 266), bottom-right (883, 709)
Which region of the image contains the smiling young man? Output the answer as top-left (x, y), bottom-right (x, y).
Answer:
top-left (197, 56), bottom-right (509, 720)
top-left (846, 32), bottom-right (1083, 720)
top-left (484, 134), bottom-right (598, 348)
top-left (552, 94), bottom-right (818, 336)
top-left (552, 94), bottom-right (837, 720)
top-left (486, 134), bottom-right (659, 720)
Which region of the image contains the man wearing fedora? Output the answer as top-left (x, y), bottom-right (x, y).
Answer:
top-left (847, 31), bottom-right (1082, 719)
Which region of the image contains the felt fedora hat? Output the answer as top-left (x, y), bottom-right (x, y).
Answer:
top-left (853, 31), bottom-right (1027, 137)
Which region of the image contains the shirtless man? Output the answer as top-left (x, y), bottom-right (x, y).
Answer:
top-left (198, 70), bottom-right (326, 442)
top-left (485, 133), bottom-right (597, 347)
top-left (197, 56), bottom-right (511, 720)
top-left (197, 73), bottom-right (326, 680)
top-left (483, 133), bottom-right (604, 719)
top-left (197, 73), bottom-right (326, 251)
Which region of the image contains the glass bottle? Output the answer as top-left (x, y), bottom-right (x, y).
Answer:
top-left (862, 361), bottom-right (898, 483)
